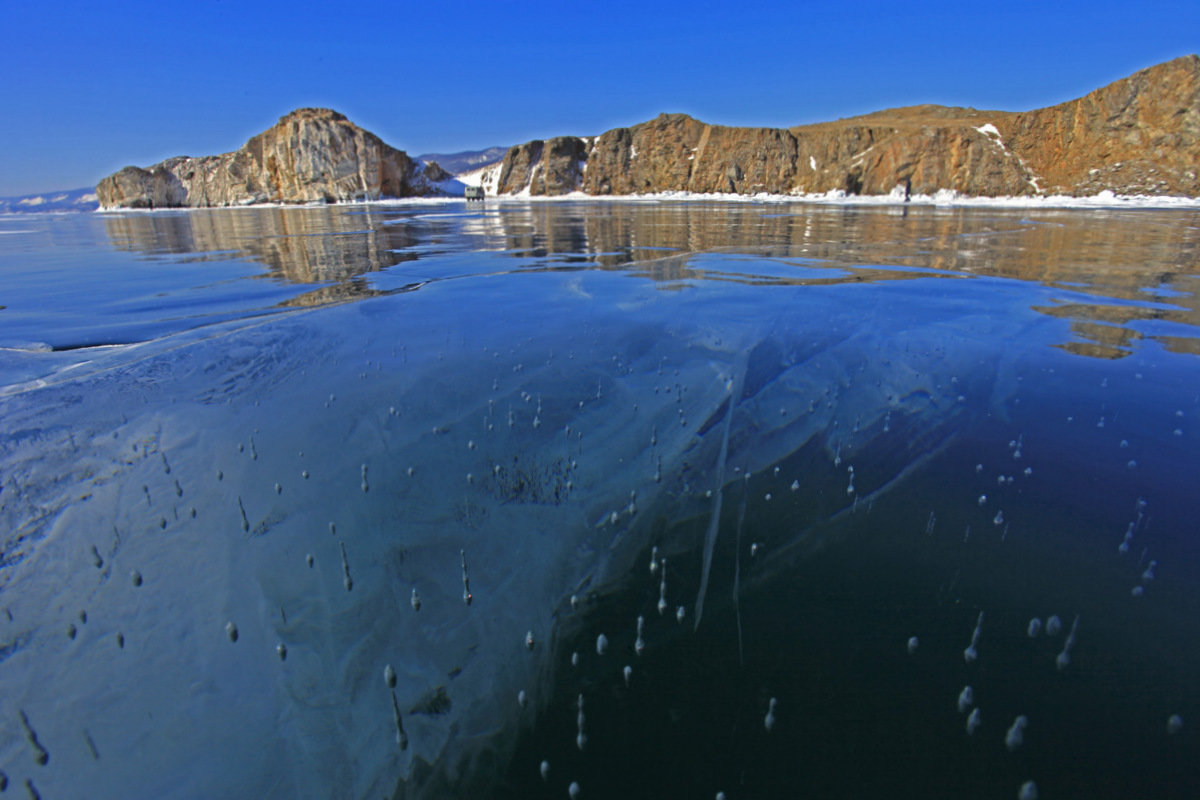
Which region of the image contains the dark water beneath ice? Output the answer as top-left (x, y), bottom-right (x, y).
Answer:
top-left (1, 202), bottom-right (1199, 799)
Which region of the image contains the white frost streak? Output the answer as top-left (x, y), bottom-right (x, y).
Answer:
top-left (810, 155), bottom-right (818, 171)
top-left (516, 164), bottom-right (541, 197)
top-left (850, 144), bottom-right (877, 168)
top-left (693, 355), bottom-right (749, 630)
top-left (975, 123), bottom-right (1042, 192)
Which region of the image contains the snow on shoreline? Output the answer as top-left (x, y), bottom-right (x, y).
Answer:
top-left (96, 187), bottom-right (1200, 214)
top-left (452, 187), bottom-right (1200, 210)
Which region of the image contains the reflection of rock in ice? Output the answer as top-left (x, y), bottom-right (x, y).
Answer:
top-left (100, 206), bottom-right (420, 283)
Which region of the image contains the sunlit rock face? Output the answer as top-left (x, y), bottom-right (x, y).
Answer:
top-left (496, 55), bottom-right (1200, 198)
top-left (995, 54), bottom-right (1200, 196)
top-left (495, 137), bottom-right (588, 196)
top-left (97, 108), bottom-right (443, 209)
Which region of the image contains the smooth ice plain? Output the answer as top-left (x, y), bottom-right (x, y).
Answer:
top-left (1, 202), bottom-right (1199, 799)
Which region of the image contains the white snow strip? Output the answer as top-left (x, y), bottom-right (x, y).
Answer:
top-left (378, 188), bottom-right (1200, 210)
top-left (95, 189), bottom-right (1200, 213)
top-left (524, 164), bottom-right (541, 195)
top-left (810, 155), bottom-right (818, 171)
top-left (975, 123), bottom-right (1001, 138)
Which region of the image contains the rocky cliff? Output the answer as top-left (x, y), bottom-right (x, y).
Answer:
top-left (494, 55), bottom-right (1200, 198)
top-left (98, 108), bottom-right (448, 209)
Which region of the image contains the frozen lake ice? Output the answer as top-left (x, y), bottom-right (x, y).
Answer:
top-left (1, 201), bottom-right (1199, 798)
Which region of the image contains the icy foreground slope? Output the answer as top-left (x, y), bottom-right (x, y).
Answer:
top-left (0, 259), bottom-right (1029, 797)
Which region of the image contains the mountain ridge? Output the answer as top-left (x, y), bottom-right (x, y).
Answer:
top-left (0, 187), bottom-right (98, 214)
top-left (95, 56), bottom-right (1199, 208)
top-left (414, 147), bottom-right (508, 175)
top-left (493, 54), bottom-right (1199, 198)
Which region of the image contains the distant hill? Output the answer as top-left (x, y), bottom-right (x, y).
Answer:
top-left (415, 147), bottom-right (508, 175)
top-left (0, 187), bottom-right (98, 213)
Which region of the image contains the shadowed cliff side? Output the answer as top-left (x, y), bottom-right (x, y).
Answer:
top-left (494, 55), bottom-right (1200, 198)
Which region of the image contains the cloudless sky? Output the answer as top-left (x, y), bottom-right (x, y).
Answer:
top-left (1, 0), bottom-right (1196, 195)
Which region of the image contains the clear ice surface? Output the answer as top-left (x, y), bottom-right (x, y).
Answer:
top-left (2, 203), bottom-right (1199, 798)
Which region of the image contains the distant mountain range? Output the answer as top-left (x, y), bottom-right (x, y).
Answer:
top-left (92, 54), bottom-right (1200, 208)
top-left (415, 147), bottom-right (507, 175)
top-left (0, 187), bottom-right (98, 213)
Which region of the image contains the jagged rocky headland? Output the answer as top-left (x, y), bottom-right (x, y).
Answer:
top-left (98, 55), bottom-right (1199, 208)
top-left (97, 108), bottom-right (451, 209)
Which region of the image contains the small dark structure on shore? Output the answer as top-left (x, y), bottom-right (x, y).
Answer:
top-left (465, 186), bottom-right (485, 201)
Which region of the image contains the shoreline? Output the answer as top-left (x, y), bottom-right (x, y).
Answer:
top-left (90, 187), bottom-right (1200, 214)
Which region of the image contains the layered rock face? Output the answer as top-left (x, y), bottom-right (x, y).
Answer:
top-left (98, 108), bottom-right (444, 209)
top-left (494, 137), bottom-right (588, 196)
top-left (495, 55), bottom-right (1200, 198)
top-left (994, 55), bottom-right (1200, 195)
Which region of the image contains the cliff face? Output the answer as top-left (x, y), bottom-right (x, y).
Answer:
top-left (98, 108), bottom-right (445, 209)
top-left (997, 55), bottom-right (1200, 195)
top-left (495, 137), bottom-right (587, 196)
top-left (495, 55), bottom-right (1200, 198)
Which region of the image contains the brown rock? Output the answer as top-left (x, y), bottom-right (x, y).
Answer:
top-left (421, 161), bottom-right (452, 184)
top-left (999, 55), bottom-right (1200, 196)
top-left (496, 137), bottom-right (587, 195)
top-left (96, 161), bottom-right (190, 209)
top-left (494, 55), bottom-right (1200, 198)
top-left (98, 108), bottom-right (441, 209)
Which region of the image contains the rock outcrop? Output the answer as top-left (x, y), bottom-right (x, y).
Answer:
top-left (98, 108), bottom-right (448, 209)
top-left (494, 55), bottom-right (1200, 198)
top-left (494, 137), bottom-right (588, 196)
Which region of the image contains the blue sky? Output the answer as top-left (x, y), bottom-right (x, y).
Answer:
top-left (1, 0), bottom-right (1196, 195)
